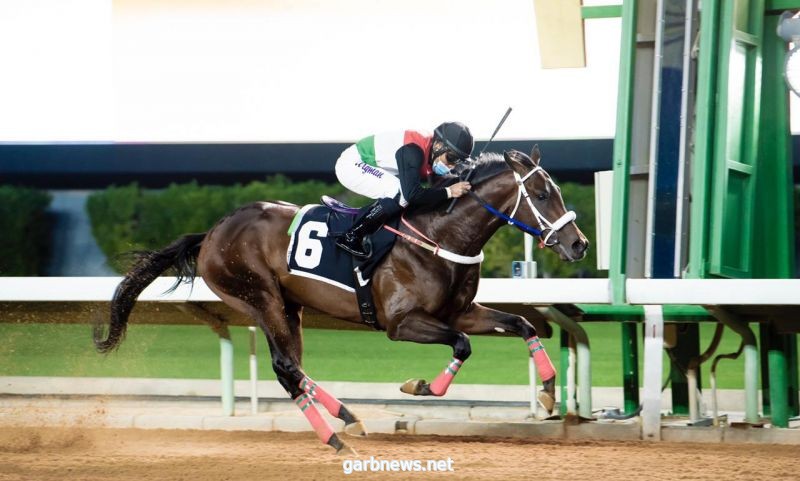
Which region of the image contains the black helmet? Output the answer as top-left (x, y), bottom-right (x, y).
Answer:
top-left (433, 121), bottom-right (474, 161)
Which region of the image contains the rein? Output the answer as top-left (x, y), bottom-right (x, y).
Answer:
top-left (383, 162), bottom-right (576, 263)
top-left (467, 190), bottom-right (542, 236)
top-left (382, 216), bottom-right (484, 265)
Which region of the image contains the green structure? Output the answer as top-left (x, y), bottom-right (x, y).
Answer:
top-left (600, 0), bottom-right (798, 426)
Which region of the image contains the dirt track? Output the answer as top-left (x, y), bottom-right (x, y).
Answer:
top-left (0, 427), bottom-right (795, 480)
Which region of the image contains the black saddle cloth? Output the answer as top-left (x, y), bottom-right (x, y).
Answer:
top-left (286, 199), bottom-right (399, 291)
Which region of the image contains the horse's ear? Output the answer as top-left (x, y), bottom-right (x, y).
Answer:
top-left (503, 150), bottom-right (531, 176)
top-left (530, 144), bottom-right (541, 166)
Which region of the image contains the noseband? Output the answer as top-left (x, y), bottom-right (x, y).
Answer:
top-left (469, 165), bottom-right (577, 247)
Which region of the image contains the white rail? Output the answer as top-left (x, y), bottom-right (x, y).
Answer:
top-left (626, 279), bottom-right (800, 305)
top-left (7, 277), bottom-right (797, 305)
top-left (3, 276), bottom-right (799, 434)
top-left (0, 277), bottom-right (614, 304)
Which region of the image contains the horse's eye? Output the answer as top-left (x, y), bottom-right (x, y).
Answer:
top-left (537, 192), bottom-right (548, 201)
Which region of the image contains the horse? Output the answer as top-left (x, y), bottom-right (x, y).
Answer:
top-left (94, 147), bottom-right (588, 455)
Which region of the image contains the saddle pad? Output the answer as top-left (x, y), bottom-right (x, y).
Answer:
top-left (286, 204), bottom-right (398, 292)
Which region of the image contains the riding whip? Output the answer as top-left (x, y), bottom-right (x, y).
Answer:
top-left (445, 107), bottom-right (512, 214)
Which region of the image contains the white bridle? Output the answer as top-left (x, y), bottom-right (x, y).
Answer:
top-left (508, 166), bottom-right (577, 246)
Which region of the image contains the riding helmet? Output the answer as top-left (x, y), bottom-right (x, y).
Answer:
top-left (433, 121), bottom-right (474, 160)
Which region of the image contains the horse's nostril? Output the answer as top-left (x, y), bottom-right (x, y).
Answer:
top-left (573, 239), bottom-right (588, 255)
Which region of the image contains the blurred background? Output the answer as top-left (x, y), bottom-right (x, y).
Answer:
top-left (2, 0), bottom-right (798, 279)
top-left (0, 0), bottom-right (627, 387)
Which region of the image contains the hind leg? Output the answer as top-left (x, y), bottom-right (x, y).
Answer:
top-left (284, 300), bottom-right (367, 437)
top-left (210, 285), bottom-right (356, 454)
top-left (259, 301), bottom-right (357, 455)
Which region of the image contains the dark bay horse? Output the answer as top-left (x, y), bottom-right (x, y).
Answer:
top-left (94, 147), bottom-right (588, 454)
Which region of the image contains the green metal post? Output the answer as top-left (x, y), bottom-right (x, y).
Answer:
top-left (609, 0), bottom-right (638, 303)
top-left (789, 336), bottom-right (799, 417)
top-left (687, 0), bottom-right (721, 279)
top-left (755, 14), bottom-right (794, 280)
top-left (766, 324), bottom-right (790, 427)
top-left (621, 322), bottom-right (640, 414)
top-left (754, 11), bottom-right (796, 424)
top-left (760, 327), bottom-right (798, 425)
top-left (760, 323), bottom-right (772, 416)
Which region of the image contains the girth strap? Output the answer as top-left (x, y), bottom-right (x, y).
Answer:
top-left (352, 264), bottom-right (383, 330)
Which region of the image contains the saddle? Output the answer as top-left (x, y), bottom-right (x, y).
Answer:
top-left (321, 195), bottom-right (360, 215)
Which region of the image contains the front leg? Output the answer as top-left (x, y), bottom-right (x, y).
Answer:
top-left (453, 302), bottom-right (557, 413)
top-left (387, 309), bottom-right (471, 396)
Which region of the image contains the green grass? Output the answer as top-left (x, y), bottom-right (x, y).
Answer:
top-left (0, 322), bottom-right (770, 389)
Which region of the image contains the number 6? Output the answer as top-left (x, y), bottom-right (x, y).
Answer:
top-left (295, 221), bottom-right (328, 269)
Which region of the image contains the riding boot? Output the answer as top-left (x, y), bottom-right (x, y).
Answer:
top-left (336, 199), bottom-right (394, 258)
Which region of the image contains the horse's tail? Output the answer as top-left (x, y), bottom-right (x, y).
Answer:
top-left (93, 232), bottom-right (207, 353)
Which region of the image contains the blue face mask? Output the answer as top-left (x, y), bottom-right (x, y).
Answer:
top-left (432, 160), bottom-right (451, 176)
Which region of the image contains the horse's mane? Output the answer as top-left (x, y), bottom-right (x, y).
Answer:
top-left (435, 152), bottom-right (510, 188)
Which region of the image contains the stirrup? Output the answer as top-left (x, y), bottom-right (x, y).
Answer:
top-left (336, 236), bottom-right (370, 258)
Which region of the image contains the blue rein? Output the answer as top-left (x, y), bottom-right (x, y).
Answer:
top-left (467, 191), bottom-right (543, 236)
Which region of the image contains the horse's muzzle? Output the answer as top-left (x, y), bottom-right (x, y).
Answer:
top-left (572, 238), bottom-right (589, 260)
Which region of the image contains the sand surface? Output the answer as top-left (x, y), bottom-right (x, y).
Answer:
top-left (0, 426), bottom-right (795, 480)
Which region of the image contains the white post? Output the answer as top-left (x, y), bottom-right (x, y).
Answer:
top-left (219, 337), bottom-right (235, 416)
top-left (687, 367), bottom-right (699, 422)
top-left (525, 232), bottom-right (538, 418)
top-left (249, 326), bottom-right (259, 415)
top-left (743, 343), bottom-right (759, 424)
top-left (642, 305), bottom-right (664, 440)
top-left (576, 337), bottom-right (591, 418)
top-left (524, 233), bottom-right (534, 263)
top-left (706, 307), bottom-right (760, 424)
top-left (566, 334), bottom-right (577, 415)
top-left (535, 306), bottom-right (590, 418)
top-left (711, 370), bottom-right (720, 426)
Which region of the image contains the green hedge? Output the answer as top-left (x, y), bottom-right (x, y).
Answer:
top-left (87, 176), bottom-right (358, 271)
top-left (88, 176), bottom-right (599, 277)
top-left (0, 186), bottom-right (52, 276)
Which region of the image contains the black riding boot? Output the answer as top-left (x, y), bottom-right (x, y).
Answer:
top-left (336, 200), bottom-right (393, 258)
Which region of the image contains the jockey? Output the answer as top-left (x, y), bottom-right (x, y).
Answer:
top-left (335, 121), bottom-right (475, 258)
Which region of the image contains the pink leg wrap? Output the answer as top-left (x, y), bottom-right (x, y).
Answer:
top-left (526, 336), bottom-right (556, 381)
top-left (294, 393), bottom-right (334, 444)
top-left (429, 358), bottom-right (463, 396)
top-left (300, 376), bottom-right (342, 417)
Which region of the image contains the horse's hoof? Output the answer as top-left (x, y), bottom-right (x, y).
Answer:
top-left (336, 443), bottom-right (358, 456)
top-left (537, 389), bottom-right (556, 414)
top-left (400, 378), bottom-right (422, 395)
top-left (400, 379), bottom-right (432, 396)
top-left (344, 420), bottom-right (368, 437)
